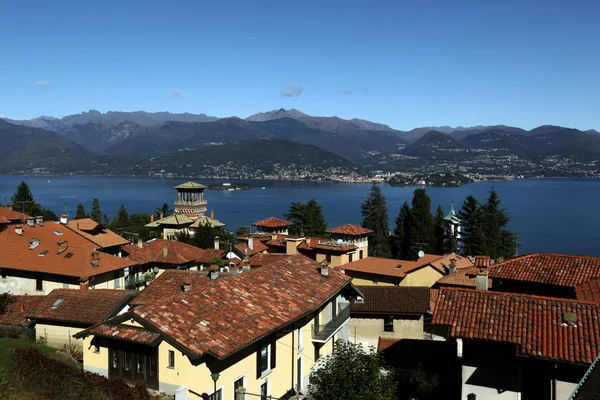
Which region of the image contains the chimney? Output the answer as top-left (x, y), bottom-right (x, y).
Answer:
top-left (137, 238), bottom-right (143, 248)
top-left (210, 265), bottom-right (219, 280)
top-left (181, 281), bottom-right (192, 292)
top-left (57, 240), bottom-right (68, 254)
top-left (475, 271), bottom-right (488, 290)
top-left (159, 212), bottom-right (164, 220)
top-left (449, 259), bottom-right (457, 275)
top-left (35, 216), bottom-right (43, 226)
top-left (14, 225), bottom-right (22, 235)
top-left (214, 236), bottom-right (220, 250)
top-left (320, 260), bottom-right (329, 277)
top-left (28, 239), bottom-right (40, 250)
top-left (285, 236), bottom-right (303, 255)
top-left (150, 213), bottom-right (155, 223)
top-left (20, 304), bottom-right (24, 312)
top-left (210, 210), bottom-right (215, 220)
top-left (162, 244), bottom-right (168, 258)
top-left (60, 214), bottom-right (68, 224)
top-left (26, 218), bottom-right (35, 227)
top-left (79, 279), bottom-right (89, 290)
top-left (241, 259), bottom-right (251, 271)
top-left (474, 256), bottom-right (491, 271)
top-left (562, 311), bottom-right (577, 327)
top-left (248, 237), bottom-right (254, 251)
top-left (90, 251), bottom-right (100, 267)
top-left (6, 203), bottom-right (12, 210)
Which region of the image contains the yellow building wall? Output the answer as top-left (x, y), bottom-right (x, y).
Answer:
top-left (36, 323), bottom-right (83, 350)
top-left (82, 336), bottom-right (109, 376)
top-left (400, 266), bottom-right (443, 287)
top-left (344, 270), bottom-right (397, 286)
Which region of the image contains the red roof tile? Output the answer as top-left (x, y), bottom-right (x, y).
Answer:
top-left (429, 289), bottom-right (440, 312)
top-left (351, 286), bottom-right (430, 315)
top-left (246, 253), bottom-right (305, 267)
top-left (436, 266), bottom-right (493, 289)
top-left (234, 240), bottom-right (268, 257)
top-left (489, 253), bottom-right (600, 288)
top-left (28, 289), bottom-right (134, 325)
top-left (123, 239), bottom-right (206, 266)
top-left (432, 288), bottom-right (600, 364)
top-left (252, 217), bottom-right (293, 228)
top-left (131, 254), bottom-right (351, 359)
top-left (0, 206), bottom-right (30, 224)
top-left (0, 223), bottom-right (136, 278)
top-left (90, 324), bottom-right (161, 346)
top-left (66, 218), bottom-right (129, 249)
top-left (378, 337), bottom-right (402, 352)
top-left (197, 248), bottom-right (227, 263)
top-left (474, 256), bottom-right (491, 268)
top-left (343, 255), bottom-right (441, 279)
top-left (325, 224), bottom-right (373, 236)
top-left (576, 279), bottom-right (600, 303)
top-left (0, 295), bottom-right (43, 326)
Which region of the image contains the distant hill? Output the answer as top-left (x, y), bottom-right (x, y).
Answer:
top-left (0, 120), bottom-right (99, 173)
top-left (401, 131), bottom-right (467, 158)
top-left (144, 138), bottom-right (361, 177)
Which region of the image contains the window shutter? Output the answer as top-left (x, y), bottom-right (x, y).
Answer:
top-left (270, 335), bottom-right (277, 369)
top-left (256, 342), bottom-right (262, 379)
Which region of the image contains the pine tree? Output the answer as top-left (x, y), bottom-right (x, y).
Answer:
top-left (433, 205), bottom-right (445, 255)
top-left (481, 188), bottom-right (518, 258)
top-left (11, 181), bottom-right (37, 216)
top-left (458, 195), bottom-right (483, 256)
top-left (361, 184), bottom-right (391, 258)
top-left (75, 204), bottom-right (87, 219)
top-left (409, 188), bottom-right (435, 256)
top-left (392, 201), bottom-right (411, 259)
top-left (111, 205), bottom-right (129, 231)
top-left (91, 199), bottom-right (102, 223)
top-left (283, 199), bottom-right (327, 237)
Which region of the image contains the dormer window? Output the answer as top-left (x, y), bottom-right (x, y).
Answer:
top-left (51, 298), bottom-right (64, 309)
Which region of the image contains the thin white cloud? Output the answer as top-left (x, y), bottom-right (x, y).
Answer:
top-left (281, 83), bottom-right (303, 98)
top-left (341, 89), bottom-right (353, 95)
top-left (171, 89), bottom-right (186, 99)
top-left (35, 81), bottom-right (50, 88)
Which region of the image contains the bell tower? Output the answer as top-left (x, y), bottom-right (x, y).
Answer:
top-left (173, 181), bottom-right (208, 219)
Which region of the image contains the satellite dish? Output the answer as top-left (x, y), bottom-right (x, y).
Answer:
top-left (418, 250), bottom-right (425, 258)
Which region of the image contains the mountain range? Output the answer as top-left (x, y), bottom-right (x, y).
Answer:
top-left (1, 109), bottom-right (599, 177)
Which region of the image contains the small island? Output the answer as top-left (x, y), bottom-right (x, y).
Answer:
top-left (207, 182), bottom-right (251, 190)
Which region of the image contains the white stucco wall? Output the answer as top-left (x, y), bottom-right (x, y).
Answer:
top-left (350, 316), bottom-right (424, 350)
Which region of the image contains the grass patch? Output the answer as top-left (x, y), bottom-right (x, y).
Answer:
top-left (0, 337), bottom-right (60, 380)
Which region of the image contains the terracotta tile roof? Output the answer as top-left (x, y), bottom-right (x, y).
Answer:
top-left (27, 289), bottom-right (134, 325)
top-left (432, 288), bottom-right (600, 365)
top-left (130, 269), bottom-right (223, 306)
top-left (489, 253), bottom-right (600, 288)
top-left (266, 238), bottom-right (286, 248)
top-left (0, 295), bottom-right (43, 326)
top-left (0, 223), bottom-right (136, 278)
top-left (378, 337), bottom-right (403, 352)
top-left (90, 324), bottom-right (161, 346)
top-left (246, 253), bottom-right (302, 267)
top-left (130, 254), bottom-right (352, 359)
top-left (576, 279), bottom-right (600, 303)
top-left (65, 218), bottom-right (129, 249)
top-left (474, 256), bottom-right (491, 268)
top-left (303, 240), bottom-right (357, 252)
top-left (234, 240), bottom-right (268, 257)
top-left (252, 217), bottom-right (293, 228)
top-left (122, 239), bottom-right (205, 265)
top-left (429, 289), bottom-right (440, 312)
top-left (197, 248), bottom-right (227, 263)
top-left (145, 214), bottom-right (193, 228)
top-left (343, 255), bottom-right (440, 279)
top-left (0, 206), bottom-right (30, 224)
top-left (427, 253), bottom-right (473, 273)
top-left (173, 181), bottom-right (207, 190)
top-left (351, 286), bottom-right (430, 315)
top-left (325, 224), bottom-right (373, 236)
top-left (436, 266), bottom-right (493, 289)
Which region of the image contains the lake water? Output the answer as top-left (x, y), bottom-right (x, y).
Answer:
top-left (0, 175), bottom-right (599, 256)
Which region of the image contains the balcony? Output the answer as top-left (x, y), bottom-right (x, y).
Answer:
top-left (174, 199), bottom-right (207, 207)
top-left (311, 305), bottom-right (350, 342)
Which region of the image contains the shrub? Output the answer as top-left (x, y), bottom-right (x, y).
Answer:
top-left (12, 347), bottom-right (150, 400)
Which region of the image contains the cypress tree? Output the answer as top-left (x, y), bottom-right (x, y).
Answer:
top-left (481, 188), bottom-right (518, 258)
top-left (392, 201), bottom-right (411, 259)
top-left (409, 189), bottom-right (435, 256)
top-left (75, 204), bottom-right (87, 219)
top-left (91, 199), bottom-right (102, 223)
top-left (361, 184), bottom-right (391, 258)
top-left (433, 205), bottom-right (445, 255)
top-left (458, 195), bottom-right (483, 256)
top-left (112, 205), bottom-right (129, 231)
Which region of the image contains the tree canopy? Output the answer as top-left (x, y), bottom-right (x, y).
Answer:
top-left (75, 203), bottom-right (87, 219)
top-left (283, 199), bottom-right (327, 237)
top-left (10, 181), bottom-right (57, 221)
top-left (409, 188), bottom-right (435, 255)
top-left (392, 201), bottom-right (411, 259)
top-left (361, 184), bottom-right (392, 258)
top-left (308, 340), bottom-right (396, 400)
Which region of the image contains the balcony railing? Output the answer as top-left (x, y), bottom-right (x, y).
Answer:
top-left (174, 199), bottom-right (207, 206)
top-left (311, 305), bottom-right (350, 342)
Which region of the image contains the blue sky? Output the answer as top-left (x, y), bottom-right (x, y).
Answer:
top-left (1, 0), bottom-right (598, 130)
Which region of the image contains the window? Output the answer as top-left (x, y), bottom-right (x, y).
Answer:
top-left (260, 382), bottom-right (268, 400)
top-left (209, 389), bottom-right (222, 400)
top-left (256, 338), bottom-right (276, 379)
top-left (167, 350), bottom-right (175, 368)
top-left (359, 250), bottom-right (364, 259)
top-left (113, 272), bottom-right (120, 289)
top-left (124, 352), bottom-right (131, 371)
top-left (112, 352), bottom-right (118, 368)
top-left (326, 253), bottom-right (332, 263)
top-left (233, 376), bottom-right (245, 400)
top-left (259, 344), bottom-right (270, 376)
top-left (136, 354), bottom-right (143, 374)
top-left (36, 278), bottom-right (43, 291)
top-left (349, 253), bottom-right (353, 263)
top-left (384, 316), bottom-right (394, 332)
top-left (93, 345), bottom-right (100, 354)
top-left (372, 275), bottom-right (378, 284)
top-left (149, 353), bottom-right (157, 376)
top-left (297, 328), bottom-right (303, 351)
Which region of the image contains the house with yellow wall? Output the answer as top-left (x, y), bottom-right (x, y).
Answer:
top-left (27, 288), bottom-right (135, 350)
top-left (75, 254), bottom-right (360, 399)
top-left (343, 253), bottom-right (473, 288)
